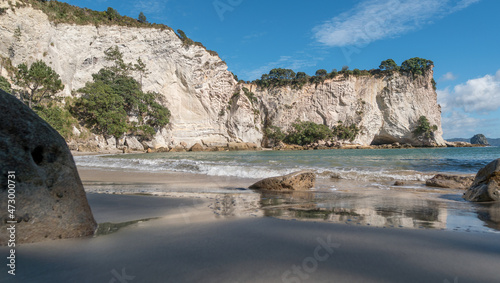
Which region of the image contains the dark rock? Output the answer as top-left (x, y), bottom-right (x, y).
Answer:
top-left (463, 159), bottom-right (500, 202)
top-left (249, 171), bottom-right (316, 191)
top-left (0, 90), bottom-right (97, 245)
top-left (426, 174), bottom-right (474, 190)
top-left (470, 134), bottom-right (489, 145)
top-left (394, 181), bottom-right (406, 186)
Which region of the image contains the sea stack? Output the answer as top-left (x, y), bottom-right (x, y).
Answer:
top-left (0, 90), bottom-right (97, 245)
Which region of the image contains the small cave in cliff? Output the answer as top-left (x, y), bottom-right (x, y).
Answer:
top-left (370, 135), bottom-right (399, 145)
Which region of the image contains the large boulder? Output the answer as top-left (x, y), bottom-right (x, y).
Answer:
top-left (0, 90), bottom-right (97, 245)
top-left (249, 171), bottom-right (316, 191)
top-left (189, 143), bottom-right (204, 152)
top-left (125, 136), bottom-right (144, 151)
top-left (463, 159), bottom-right (500, 202)
top-left (426, 174), bottom-right (474, 190)
top-left (470, 134), bottom-right (489, 145)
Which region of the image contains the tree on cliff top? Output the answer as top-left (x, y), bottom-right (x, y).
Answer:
top-left (15, 60), bottom-right (64, 109)
top-left (138, 12), bottom-right (147, 24)
top-left (379, 59), bottom-right (398, 71)
top-left (400, 57), bottom-right (434, 76)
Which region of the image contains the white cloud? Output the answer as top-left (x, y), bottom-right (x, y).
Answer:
top-left (439, 70), bottom-right (500, 113)
top-left (313, 0), bottom-right (480, 47)
top-left (439, 72), bottom-right (457, 82)
top-left (441, 111), bottom-right (482, 138)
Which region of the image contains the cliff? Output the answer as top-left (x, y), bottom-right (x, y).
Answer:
top-left (0, 1), bottom-right (445, 149)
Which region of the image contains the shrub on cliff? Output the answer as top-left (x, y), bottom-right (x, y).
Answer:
top-left (379, 59), bottom-right (399, 71)
top-left (332, 122), bottom-right (360, 142)
top-left (413, 116), bottom-right (438, 139)
top-left (0, 76), bottom-right (11, 93)
top-left (285, 121), bottom-right (333, 146)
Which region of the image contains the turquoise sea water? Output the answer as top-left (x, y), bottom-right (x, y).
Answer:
top-left (75, 147), bottom-right (500, 181)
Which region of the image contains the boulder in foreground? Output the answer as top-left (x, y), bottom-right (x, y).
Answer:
top-left (0, 90), bottom-right (97, 245)
top-left (249, 171), bottom-right (316, 191)
top-left (426, 174), bottom-right (474, 190)
top-left (463, 159), bottom-right (500, 202)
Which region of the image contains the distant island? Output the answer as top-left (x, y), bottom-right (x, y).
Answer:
top-left (447, 135), bottom-right (499, 146)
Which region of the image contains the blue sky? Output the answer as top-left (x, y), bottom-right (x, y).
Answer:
top-left (61, 0), bottom-right (500, 139)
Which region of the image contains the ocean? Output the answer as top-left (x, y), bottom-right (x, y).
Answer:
top-left (75, 146), bottom-right (500, 182)
top-left (75, 147), bottom-right (500, 233)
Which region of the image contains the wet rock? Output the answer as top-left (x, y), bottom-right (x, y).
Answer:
top-left (394, 181), bottom-right (406, 186)
top-left (0, 90), bottom-right (97, 245)
top-left (426, 174), bottom-right (474, 190)
top-left (249, 171), bottom-right (316, 191)
top-left (464, 159), bottom-right (500, 202)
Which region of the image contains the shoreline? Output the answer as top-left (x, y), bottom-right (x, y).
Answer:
top-left (3, 190), bottom-right (500, 282)
top-left (71, 141), bottom-right (490, 155)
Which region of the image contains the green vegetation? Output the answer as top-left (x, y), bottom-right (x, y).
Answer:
top-left (400, 57), bottom-right (434, 76)
top-left (413, 116), bottom-right (438, 139)
top-left (21, 0), bottom-right (170, 29)
top-left (332, 122), bottom-right (360, 142)
top-left (138, 12), bottom-right (147, 24)
top-left (72, 46), bottom-right (170, 139)
top-left (265, 126), bottom-right (286, 143)
top-left (379, 59), bottom-right (398, 71)
top-left (14, 60), bottom-right (64, 108)
top-left (0, 76), bottom-right (11, 93)
top-left (34, 103), bottom-right (77, 139)
top-left (285, 121), bottom-right (333, 146)
top-left (265, 120), bottom-right (361, 146)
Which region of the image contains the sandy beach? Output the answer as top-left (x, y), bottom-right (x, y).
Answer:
top-left (1, 167), bottom-right (499, 283)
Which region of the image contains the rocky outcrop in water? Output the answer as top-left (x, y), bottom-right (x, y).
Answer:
top-left (0, 90), bottom-right (97, 245)
top-left (470, 134), bottom-right (489, 145)
top-left (0, 2), bottom-right (445, 148)
top-left (249, 171), bottom-right (316, 191)
top-left (426, 174), bottom-right (475, 190)
top-left (463, 159), bottom-right (500, 202)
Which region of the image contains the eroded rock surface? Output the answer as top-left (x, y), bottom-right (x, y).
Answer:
top-left (0, 90), bottom-right (97, 245)
top-left (463, 159), bottom-right (500, 202)
top-left (249, 171), bottom-right (316, 191)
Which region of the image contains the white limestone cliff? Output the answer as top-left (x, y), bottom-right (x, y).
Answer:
top-left (0, 1), bottom-right (445, 148)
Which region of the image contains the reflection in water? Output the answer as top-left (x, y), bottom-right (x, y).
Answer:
top-left (258, 191), bottom-right (448, 229)
top-left (95, 218), bottom-right (157, 236)
top-left (475, 202), bottom-right (500, 230)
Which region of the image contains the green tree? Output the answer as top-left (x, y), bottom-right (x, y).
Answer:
top-left (133, 57), bottom-right (150, 89)
top-left (35, 102), bottom-right (77, 139)
top-left (73, 81), bottom-right (129, 137)
top-left (379, 59), bottom-right (398, 71)
top-left (315, 69), bottom-right (327, 77)
top-left (15, 60), bottom-right (64, 108)
top-left (332, 122), bottom-right (360, 142)
top-left (400, 57), bottom-right (434, 76)
top-left (73, 46), bottom-right (170, 139)
top-left (138, 12), bottom-right (147, 24)
top-left (106, 7), bottom-right (120, 21)
top-left (413, 116), bottom-right (438, 139)
top-left (0, 76), bottom-right (11, 93)
top-left (285, 121), bottom-right (333, 146)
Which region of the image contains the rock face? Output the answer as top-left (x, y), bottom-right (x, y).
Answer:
top-left (426, 174), bottom-right (474, 190)
top-left (471, 134), bottom-right (489, 145)
top-left (0, 90), bottom-right (97, 245)
top-left (463, 159), bottom-right (500, 202)
top-left (249, 171), bottom-right (316, 191)
top-left (0, 2), bottom-right (445, 148)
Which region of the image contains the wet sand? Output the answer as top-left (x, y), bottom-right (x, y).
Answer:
top-left (2, 169), bottom-right (500, 282)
